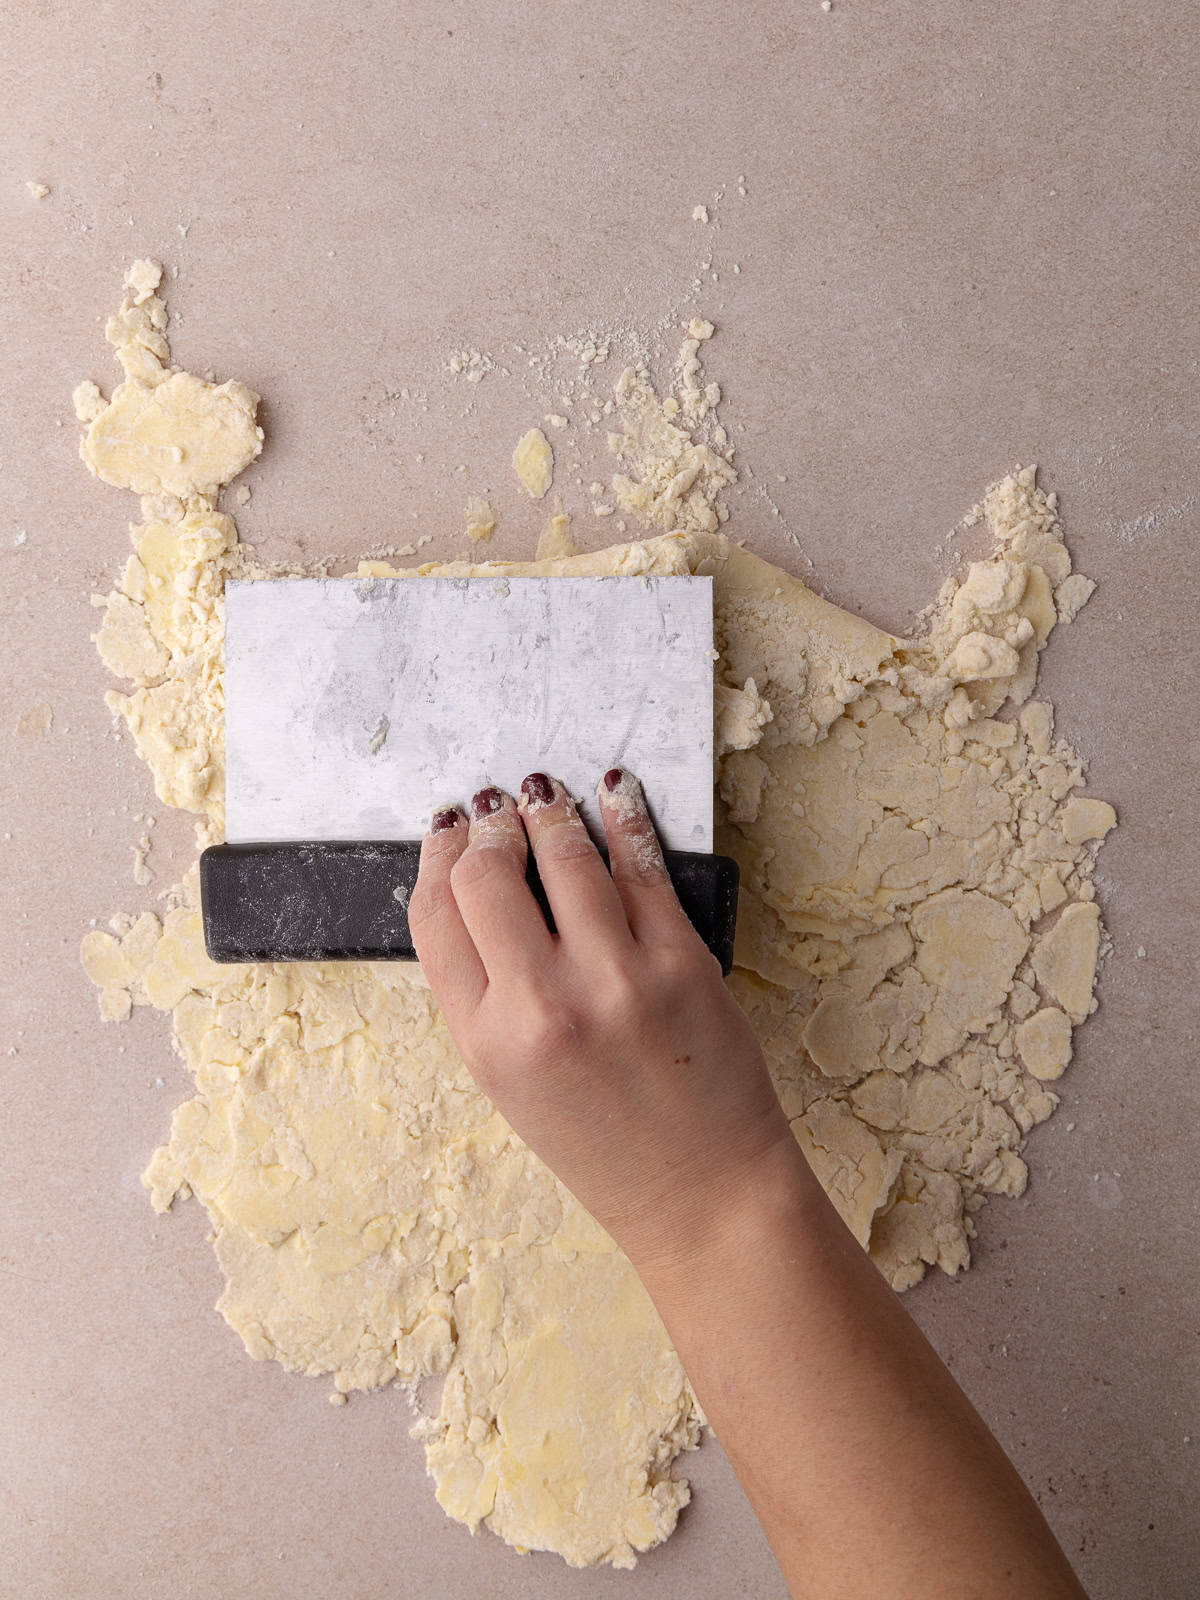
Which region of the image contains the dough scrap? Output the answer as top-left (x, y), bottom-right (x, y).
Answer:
top-left (77, 262), bottom-right (262, 500)
top-left (77, 267), bottom-right (1116, 1569)
top-left (1061, 796), bottom-right (1117, 846)
top-left (714, 676), bottom-right (773, 757)
top-left (464, 496), bottom-right (496, 544)
top-left (1030, 902), bottom-right (1102, 1022)
top-left (607, 362), bottom-right (736, 534)
top-left (512, 427), bottom-right (553, 498)
top-left (1015, 1007), bottom-right (1074, 1081)
top-left (535, 503), bottom-right (576, 560)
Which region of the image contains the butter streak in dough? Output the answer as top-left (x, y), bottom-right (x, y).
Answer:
top-left (79, 264), bottom-right (1114, 1568)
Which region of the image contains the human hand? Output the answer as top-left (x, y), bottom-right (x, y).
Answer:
top-left (408, 769), bottom-right (794, 1271)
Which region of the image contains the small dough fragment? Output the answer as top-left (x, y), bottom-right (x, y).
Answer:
top-left (1061, 796), bottom-right (1117, 845)
top-left (912, 890), bottom-right (1029, 1066)
top-left (714, 676), bottom-right (772, 757)
top-left (82, 370), bottom-right (263, 498)
top-left (1054, 573), bottom-right (1096, 623)
top-left (513, 428), bottom-right (554, 499)
top-left (535, 505), bottom-right (577, 561)
top-left (954, 559), bottom-right (1028, 614)
top-left (945, 631), bottom-right (1021, 683)
top-left (1015, 1008), bottom-right (1074, 1081)
top-left (1031, 902), bottom-right (1102, 1022)
top-left (94, 591), bottom-right (170, 681)
top-left (72, 381), bottom-right (106, 423)
top-left (802, 996), bottom-right (882, 1080)
top-left (465, 496), bottom-right (496, 544)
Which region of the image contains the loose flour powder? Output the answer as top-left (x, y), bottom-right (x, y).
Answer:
top-left (78, 262), bottom-right (1114, 1568)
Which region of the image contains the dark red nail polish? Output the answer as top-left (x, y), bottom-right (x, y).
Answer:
top-left (472, 786), bottom-right (504, 819)
top-left (603, 768), bottom-right (623, 792)
top-left (431, 805), bottom-right (462, 833)
top-left (521, 772), bottom-right (555, 807)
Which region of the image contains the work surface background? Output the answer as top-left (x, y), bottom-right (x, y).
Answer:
top-left (2, 3), bottom-right (1197, 1596)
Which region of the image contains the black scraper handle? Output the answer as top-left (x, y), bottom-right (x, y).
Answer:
top-left (200, 842), bottom-right (739, 975)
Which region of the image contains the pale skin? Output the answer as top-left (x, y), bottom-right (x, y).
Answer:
top-left (408, 769), bottom-right (1088, 1600)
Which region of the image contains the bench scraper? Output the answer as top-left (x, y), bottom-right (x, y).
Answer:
top-left (200, 574), bottom-right (739, 971)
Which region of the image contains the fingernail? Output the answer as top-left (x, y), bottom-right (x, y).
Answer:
top-left (471, 786), bottom-right (505, 819)
top-left (600, 768), bottom-right (646, 816)
top-left (431, 805), bottom-right (463, 833)
top-left (520, 772), bottom-right (555, 807)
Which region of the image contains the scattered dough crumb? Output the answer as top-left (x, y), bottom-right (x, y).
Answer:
top-left (1054, 573), bottom-right (1096, 623)
top-left (72, 381), bottom-right (106, 424)
top-left (26, 180), bottom-right (50, 199)
top-left (465, 495), bottom-right (496, 544)
top-left (133, 832), bottom-right (154, 886)
top-left (691, 204), bottom-right (709, 222)
top-left (513, 427), bottom-right (554, 499)
top-left (536, 503), bottom-right (577, 561)
top-left (447, 349), bottom-right (494, 384)
top-left (608, 348), bottom-right (735, 535)
top-left (17, 701), bottom-right (54, 741)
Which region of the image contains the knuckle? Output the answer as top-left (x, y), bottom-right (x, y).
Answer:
top-left (524, 991), bottom-right (582, 1063)
top-left (653, 936), bottom-right (711, 994)
top-left (537, 828), bottom-right (599, 869)
top-left (615, 853), bottom-right (669, 891)
top-left (459, 1034), bottom-right (502, 1097)
top-left (611, 817), bottom-right (665, 870)
top-left (595, 960), bottom-right (643, 1021)
top-left (407, 878), bottom-right (454, 931)
top-left (450, 844), bottom-right (515, 893)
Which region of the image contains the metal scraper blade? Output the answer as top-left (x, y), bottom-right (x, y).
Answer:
top-left (223, 575), bottom-right (715, 851)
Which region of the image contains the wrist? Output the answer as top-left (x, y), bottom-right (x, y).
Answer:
top-left (625, 1128), bottom-right (832, 1305)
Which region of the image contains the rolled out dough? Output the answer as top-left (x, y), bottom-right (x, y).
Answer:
top-left (79, 262), bottom-right (1113, 1568)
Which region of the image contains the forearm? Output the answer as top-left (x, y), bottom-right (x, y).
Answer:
top-left (633, 1139), bottom-right (1087, 1600)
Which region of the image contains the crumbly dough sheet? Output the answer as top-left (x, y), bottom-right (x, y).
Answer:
top-left (78, 263), bottom-right (1114, 1568)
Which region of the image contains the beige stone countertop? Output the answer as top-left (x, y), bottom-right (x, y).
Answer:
top-left (1, 2), bottom-right (1197, 1596)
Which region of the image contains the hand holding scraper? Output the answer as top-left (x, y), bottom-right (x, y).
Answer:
top-left (201, 575), bottom-right (738, 971)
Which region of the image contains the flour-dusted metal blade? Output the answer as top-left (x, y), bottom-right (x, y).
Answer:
top-left (223, 575), bottom-right (715, 851)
